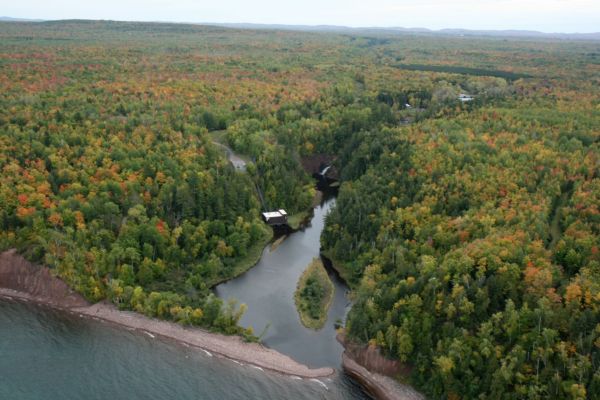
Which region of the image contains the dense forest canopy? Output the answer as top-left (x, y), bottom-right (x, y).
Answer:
top-left (0, 20), bottom-right (598, 398)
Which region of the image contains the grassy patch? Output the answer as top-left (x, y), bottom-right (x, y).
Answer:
top-left (287, 191), bottom-right (321, 230)
top-left (294, 258), bottom-right (334, 330)
top-left (287, 210), bottom-right (312, 230)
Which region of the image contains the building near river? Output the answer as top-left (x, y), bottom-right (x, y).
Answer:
top-left (262, 210), bottom-right (288, 225)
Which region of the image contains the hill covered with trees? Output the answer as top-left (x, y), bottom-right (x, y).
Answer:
top-left (0, 20), bottom-right (598, 398)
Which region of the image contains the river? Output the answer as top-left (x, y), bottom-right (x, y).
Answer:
top-left (215, 196), bottom-right (351, 369)
top-left (0, 195), bottom-right (370, 399)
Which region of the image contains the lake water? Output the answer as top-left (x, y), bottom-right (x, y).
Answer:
top-left (0, 299), bottom-right (368, 399)
top-left (0, 195), bottom-right (370, 399)
top-left (215, 197), bottom-right (351, 369)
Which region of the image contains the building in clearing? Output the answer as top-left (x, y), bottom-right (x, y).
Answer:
top-left (262, 209), bottom-right (288, 225)
top-left (458, 93), bottom-right (474, 102)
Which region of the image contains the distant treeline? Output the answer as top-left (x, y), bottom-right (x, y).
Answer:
top-left (0, 20), bottom-right (598, 400)
top-left (395, 63), bottom-right (532, 80)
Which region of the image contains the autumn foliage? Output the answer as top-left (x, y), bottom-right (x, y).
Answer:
top-left (0, 20), bottom-right (598, 398)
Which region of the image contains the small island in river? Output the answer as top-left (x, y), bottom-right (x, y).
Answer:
top-left (294, 258), bottom-right (334, 330)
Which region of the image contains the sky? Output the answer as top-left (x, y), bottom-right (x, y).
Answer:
top-left (3, 0), bottom-right (600, 33)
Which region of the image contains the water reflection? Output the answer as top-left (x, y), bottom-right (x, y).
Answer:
top-left (215, 197), bottom-right (351, 368)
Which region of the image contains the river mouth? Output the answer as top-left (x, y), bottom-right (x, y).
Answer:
top-left (0, 299), bottom-right (368, 400)
top-left (215, 193), bottom-right (351, 369)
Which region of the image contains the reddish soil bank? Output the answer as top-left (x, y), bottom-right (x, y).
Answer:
top-left (0, 249), bottom-right (88, 308)
top-left (342, 354), bottom-right (424, 400)
top-left (338, 333), bottom-right (424, 400)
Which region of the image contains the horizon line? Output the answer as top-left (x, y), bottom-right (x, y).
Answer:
top-left (2, 16), bottom-right (599, 36)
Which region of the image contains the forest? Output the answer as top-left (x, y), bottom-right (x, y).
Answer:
top-left (0, 20), bottom-right (598, 398)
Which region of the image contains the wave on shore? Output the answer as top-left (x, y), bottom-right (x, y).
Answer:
top-left (0, 249), bottom-right (333, 379)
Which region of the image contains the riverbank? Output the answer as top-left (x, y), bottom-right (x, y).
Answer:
top-left (214, 197), bottom-right (348, 369)
top-left (319, 251), bottom-right (426, 400)
top-left (207, 224), bottom-right (273, 287)
top-left (321, 250), bottom-right (357, 290)
top-left (288, 190), bottom-right (323, 230)
top-left (0, 249), bottom-right (333, 379)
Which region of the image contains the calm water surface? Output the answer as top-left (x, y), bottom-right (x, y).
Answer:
top-left (0, 300), bottom-right (368, 399)
top-left (0, 195), bottom-right (370, 399)
top-left (215, 197), bottom-right (350, 369)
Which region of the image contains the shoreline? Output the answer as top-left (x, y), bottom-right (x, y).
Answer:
top-left (342, 353), bottom-right (424, 400)
top-left (337, 333), bottom-right (425, 400)
top-left (0, 287), bottom-right (335, 379)
top-left (0, 248), bottom-right (334, 380)
top-left (320, 250), bottom-right (357, 291)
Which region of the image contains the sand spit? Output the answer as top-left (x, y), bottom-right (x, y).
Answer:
top-left (0, 250), bottom-right (333, 379)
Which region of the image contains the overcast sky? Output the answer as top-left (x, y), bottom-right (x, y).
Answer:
top-left (4, 0), bottom-right (600, 33)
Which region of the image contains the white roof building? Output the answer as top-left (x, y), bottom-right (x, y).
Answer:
top-left (261, 209), bottom-right (288, 225)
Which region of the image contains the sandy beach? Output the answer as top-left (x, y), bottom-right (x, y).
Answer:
top-left (0, 288), bottom-right (334, 378)
top-left (0, 249), bottom-right (333, 379)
